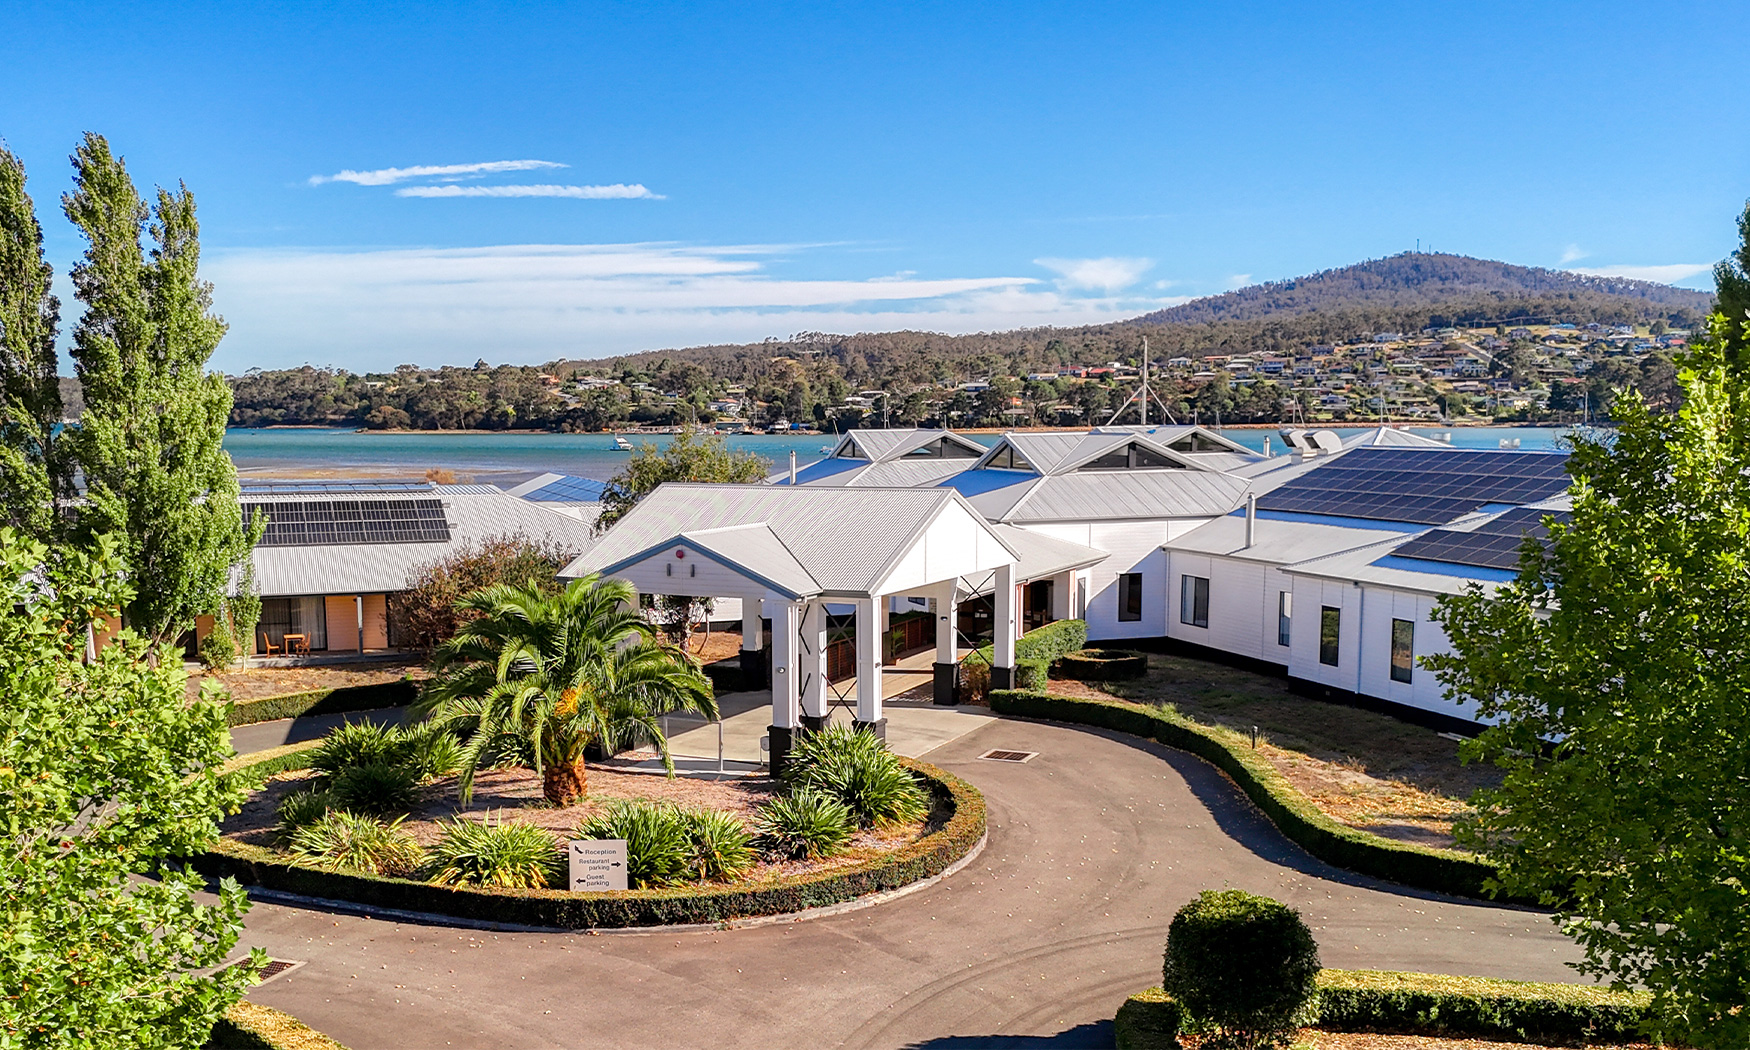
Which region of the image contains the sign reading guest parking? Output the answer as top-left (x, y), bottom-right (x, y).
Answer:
top-left (569, 839), bottom-right (628, 891)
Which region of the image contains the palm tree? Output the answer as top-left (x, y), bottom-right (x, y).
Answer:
top-left (414, 574), bottom-right (716, 806)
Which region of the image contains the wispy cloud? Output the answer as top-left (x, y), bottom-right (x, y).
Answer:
top-left (1572, 263), bottom-right (1712, 284)
top-left (1559, 244), bottom-right (1587, 264)
top-left (205, 243), bottom-right (1192, 370)
top-left (1225, 273), bottom-right (1253, 289)
top-left (1034, 256), bottom-right (1153, 293)
top-left (308, 160), bottom-right (566, 187)
top-left (394, 183), bottom-right (663, 200)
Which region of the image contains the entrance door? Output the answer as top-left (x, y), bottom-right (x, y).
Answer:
top-left (1024, 579), bottom-right (1054, 633)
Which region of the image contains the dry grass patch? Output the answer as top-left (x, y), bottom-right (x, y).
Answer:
top-left (190, 661), bottom-right (427, 702)
top-left (1062, 654), bottom-right (1500, 849)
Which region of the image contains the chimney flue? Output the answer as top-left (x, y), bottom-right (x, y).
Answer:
top-left (1245, 492), bottom-right (1257, 548)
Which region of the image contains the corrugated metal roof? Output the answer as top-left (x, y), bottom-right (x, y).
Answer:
top-left (1342, 426), bottom-right (1454, 448)
top-left (1004, 469), bottom-right (1251, 522)
top-left (250, 490), bottom-right (599, 597)
top-left (565, 484), bottom-right (994, 596)
top-left (1167, 513), bottom-right (1413, 564)
top-left (990, 524), bottom-right (1106, 580)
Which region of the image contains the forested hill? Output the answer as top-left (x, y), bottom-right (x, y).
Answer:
top-left (1133, 253), bottom-right (1715, 326)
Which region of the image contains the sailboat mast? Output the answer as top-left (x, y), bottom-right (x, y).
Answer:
top-left (1140, 336), bottom-right (1149, 427)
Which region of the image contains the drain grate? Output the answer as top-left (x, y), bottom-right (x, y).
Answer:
top-left (221, 957), bottom-right (305, 986)
top-left (979, 749), bottom-right (1038, 763)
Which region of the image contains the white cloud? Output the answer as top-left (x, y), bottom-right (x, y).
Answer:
top-left (1034, 256), bottom-right (1153, 293)
top-left (1225, 273), bottom-right (1252, 289)
top-left (204, 243), bottom-right (1191, 370)
top-left (394, 183), bottom-right (664, 200)
top-left (1560, 244), bottom-right (1587, 264)
top-left (1571, 263), bottom-right (1712, 284)
top-left (308, 160), bottom-right (566, 187)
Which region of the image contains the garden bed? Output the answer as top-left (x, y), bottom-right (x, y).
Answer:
top-left (201, 741), bottom-right (986, 929)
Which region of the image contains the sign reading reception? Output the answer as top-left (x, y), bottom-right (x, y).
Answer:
top-left (569, 839), bottom-right (629, 892)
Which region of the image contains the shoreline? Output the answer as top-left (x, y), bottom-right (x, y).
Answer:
top-left (231, 420), bottom-right (1568, 437)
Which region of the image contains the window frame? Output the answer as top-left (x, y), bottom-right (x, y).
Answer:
top-left (1179, 574), bottom-right (1209, 629)
top-left (1117, 572), bottom-right (1143, 622)
top-left (1318, 605), bottom-right (1341, 667)
top-left (1276, 590), bottom-right (1292, 647)
top-left (1389, 617), bottom-right (1415, 684)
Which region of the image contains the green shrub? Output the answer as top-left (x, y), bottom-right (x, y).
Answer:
top-left (425, 813), bottom-right (562, 889)
top-left (198, 629), bottom-right (238, 670)
top-left (577, 801), bottom-right (692, 888)
top-left (225, 678), bottom-right (420, 728)
top-left (679, 808), bottom-right (755, 882)
top-left (309, 721), bottom-right (407, 776)
top-left (756, 790), bottom-right (855, 860)
top-left (1017, 618), bottom-right (1088, 663)
top-left (1014, 658), bottom-right (1049, 691)
top-left (783, 724), bottom-right (929, 828)
top-left (401, 722), bottom-right (464, 780)
top-left (1058, 648), bottom-right (1149, 681)
top-left (1162, 890), bottom-right (1321, 1050)
top-left (328, 761), bottom-right (420, 816)
top-left (964, 618), bottom-right (1087, 697)
top-left (1114, 988), bottom-right (1184, 1050)
top-left (289, 810), bottom-right (424, 877)
top-left (1313, 969), bottom-right (1651, 1043)
top-left (273, 788), bottom-right (335, 842)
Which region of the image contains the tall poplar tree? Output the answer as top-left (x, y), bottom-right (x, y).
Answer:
top-left (0, 144), bottom-right (66, 537)
top-left (62, 134), bottom-right (254, 645)
top-left (1713, 200), bottom-right (1750, 369)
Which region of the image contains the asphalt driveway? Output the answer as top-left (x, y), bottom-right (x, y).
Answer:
top-left (234, 717), bottom-right (1580, 1049)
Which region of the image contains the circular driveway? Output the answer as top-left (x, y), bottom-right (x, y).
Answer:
top-left (236, 717), bottom-right (1579, 1049)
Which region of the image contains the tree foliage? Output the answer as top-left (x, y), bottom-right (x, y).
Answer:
top-left (387, 533), bottom-right (580, 650)
top-left (0, 144), bottom-right (66, 537)
top-left (1712, 200), bottom-right (1750, 370)
top-left (0, 530), bottom-right (258, 1048)
top-left (1425, 320), bottom-right (1750, 1047)
top-left (61, 133), bottom-right (257, 644)
top-left (595, 428), bottom-right (770, 531)
top-left (415, 576), bottom-right (716, 806)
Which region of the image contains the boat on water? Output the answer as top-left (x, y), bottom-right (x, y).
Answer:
top-left (613, 435), bottom-right (634, 451)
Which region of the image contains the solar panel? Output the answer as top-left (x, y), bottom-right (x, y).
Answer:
top-left (1256, 447), bottom-right (1569, 525)
top-left (244, 498), bottom-right (452, 546)
top-left (1394, 507), bottom-right (1571, 570)
top-left (239, 480), bottom-right (435, 496)
top-left (521, 475), bottom-right (608, 502)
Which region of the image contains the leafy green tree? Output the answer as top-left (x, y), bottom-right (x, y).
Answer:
top-left (0, 144), bottom-right (67, 537)
top-left (61, 134), bottom-right (257, 644)
top-left (0, 529), bottom-right (260, 1047)
top-left (1426, 321), bottom-right (1750, 1047)
top-left (1712, 200), bottom-right (1750, 368)
top-left (596, 428), bottom-right (769, 532)
top-left (416, 575), bottom-right (716, 805)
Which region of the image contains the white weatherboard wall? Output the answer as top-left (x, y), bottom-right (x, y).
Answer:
top-left (875, 501), bottom-right (1013, 596)
top-left (1286, 576), bottom-right (1364, 691)
top-left (609, 546), bottom-right (780, 604)
top-left (1163, 552), bottom-right (1294, 669)
top-left (1021, 518), bottom-right (1212, 640)
top-left (1352, 586), bottom-right (1481, 723)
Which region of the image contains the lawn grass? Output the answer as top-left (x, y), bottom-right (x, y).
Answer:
top-left (1061, 654), bottom-right (1500, 849)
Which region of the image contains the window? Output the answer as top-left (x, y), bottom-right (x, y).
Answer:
top-left (984, 444), bottom-right (1034, 471)
top-left (1118, 572), bottom-right (1143, 621)
top-left (1077, 442), bottom-right (1186, 472)
top-left (1390, 618), bottom-right (1415, 683)
top-left (259, 596), bottom-right (328, 652)
top-left (1318, 606), bottom-right (1341, 666)
top-left (1179, 574), bottom-right (1209, 628)
top-left (904, 436), bottom-right (981, 459)
top-left (1276, 591), bottom-right (1292, 647)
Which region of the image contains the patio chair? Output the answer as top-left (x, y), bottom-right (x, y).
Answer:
top-left (259, 633), bottom-right (281, 657)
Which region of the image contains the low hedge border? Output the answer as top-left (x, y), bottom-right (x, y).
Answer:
top-left (1115, 970), bottom-right (1653, 1048)
top-left (1057, 649), bottom-right (1149, 682)
top-left (987, 689), bottom-right (1522, 904)
top-left (196, 747), bottom-right (986, 929)
top-left (226, 680), bottom-right (420, 727)
top-left (971, 618), bottom-right (1089, 692)
top-left (208, 1001), bottom-right (350, 1050)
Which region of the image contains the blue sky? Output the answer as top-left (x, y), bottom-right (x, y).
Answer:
top-left (2, 1), bottom-right (1746, 373)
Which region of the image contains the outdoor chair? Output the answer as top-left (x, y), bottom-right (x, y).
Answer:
top-left (259, 633), bottom-right (281, 657)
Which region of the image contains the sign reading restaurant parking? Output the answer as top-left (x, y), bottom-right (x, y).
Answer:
top-left (568, 839), bottom-right (628, 892)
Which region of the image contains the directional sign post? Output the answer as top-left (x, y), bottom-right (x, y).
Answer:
top-left (568, 839), bottom-right (628, 892)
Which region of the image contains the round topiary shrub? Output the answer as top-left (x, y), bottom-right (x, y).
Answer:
top-left (1162, 889), bottom-right (1321, 1050)
top-left (1058, 649), bottom-right (1149, 681)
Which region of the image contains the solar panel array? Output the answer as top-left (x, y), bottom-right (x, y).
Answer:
top-left (522, 475), bottom-right (608, 502)
top-left (1394, 506), bottom-right (1571, 570)
top-left (244, 498), bottom-right (452, 547)
top-left (1256, 447), bottom-right (1569, 525)
top-left (239, 480), bottom-right (436, 496)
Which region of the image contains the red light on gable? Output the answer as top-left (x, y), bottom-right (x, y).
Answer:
top-left (674, 548), bottom-right (686, 559)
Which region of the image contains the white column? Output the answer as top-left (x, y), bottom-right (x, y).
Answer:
top-left (992, 563), bottom-right (1017, 688)
top-left (801, 600), bottom-right (829, 725)
top-left (854, 596), bottom-right (884, 726)
top-left (740, 595), bottom-right (763, 656)
top-left (1051, 571), bottom-right (1073, 622)
top-left (935, 581), bottom-right (959, 664)
top-left (769, 601), bottom-right (802, 730)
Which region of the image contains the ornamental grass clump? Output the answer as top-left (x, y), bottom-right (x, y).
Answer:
top-left (308, 720), bottom-right (407, 777)
top-left (328, 761), bottom-right (420, 817)
top-left (426, 813), bottom-right (563, 889)
top-left (679, 808), bottom-right (755, 882)
top-left (1162, 889), bottom-right (1321, 1050)
top-left (273, 788), bottom-right (335, 842)
top-left (577, 800), bottom-right (691, 888)
top-left (783, 724), bottom-right (928, 828)
top-left (402, 721), bottom-right (465, 781)
top-left (289, 810), bottom-right (424, 878)
top-left (755, 790), bottom-right (855, 860)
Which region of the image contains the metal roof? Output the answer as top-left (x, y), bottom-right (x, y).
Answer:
top-left (830, 428), bottom-right (987, 463)
top-left (563, 484), bottom-right (1013, 597)
top-left (991, 524), bottom-right (1107, 580)
top-left (1166, 512), bottom-right (1412, 565)
top-left (1001, 469), bottom-right (1252, 523)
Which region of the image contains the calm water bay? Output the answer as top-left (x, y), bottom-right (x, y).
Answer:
top-left (223, 425), bottom-right (1577, 482)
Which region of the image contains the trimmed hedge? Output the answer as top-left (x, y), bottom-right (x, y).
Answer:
top-left (196, 748), bottom-right (985, 929)
top-left (1116, 970), bottom-right (1653, 1048)
top-left (988, 689), bottom-right (1522, 904)
top-left (971, 618), bottom-right (1088, 692)
top-left (1058, 648), bottom-right (1149, 681)
top-left (208, 1001), bottom-right (350, 1050)
top-left (226, 679), bottom-right (420, 727)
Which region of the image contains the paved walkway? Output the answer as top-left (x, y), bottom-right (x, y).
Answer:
top-left (234, 717), bottom-right (1581, 1049)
